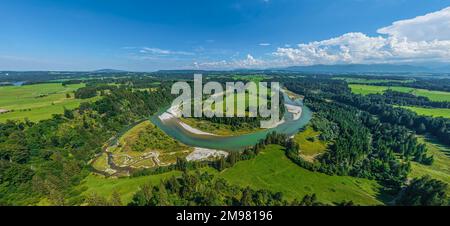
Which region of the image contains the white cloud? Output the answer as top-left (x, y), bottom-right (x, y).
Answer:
top-left (140, 47), bottom-right (194, 56)
top-left (378, 6), bottom-right (450, 41)
top-left (274, 33), bottom-right (388, 65)
top-left (273, 7), bottom-right (450, 66)
top-left (173, 7), bottom-right (450, 69)
top-left (194, 54), bottom-right (266, 69)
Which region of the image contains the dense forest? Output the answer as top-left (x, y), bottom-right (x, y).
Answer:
top-left (282, 76), bottom-right (448, 195)
top-left (0, 82), bottom-right (174, 205)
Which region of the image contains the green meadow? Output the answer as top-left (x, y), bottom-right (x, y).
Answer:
top-left (293, 126), bottom-right (328, 161)
top-left (349, 84), bottom-right (450, 102)
top-left (219, 145), bottom-right (385, 205)
top-left (398, 106), bottom-right (450, 119)
top-left (335, 77), bottom-right (414, 84)
top-left (0, 83), bottom-right (99, 122)
top-left (75, 171), bottom-right (182, 204)
top-left (232, 74), bottom-right (270, 82)
top-left (410, 136), bottom-right (450, 194)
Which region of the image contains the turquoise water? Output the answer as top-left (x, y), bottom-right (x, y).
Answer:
top-left (150, 92), bottom-right (312, 151)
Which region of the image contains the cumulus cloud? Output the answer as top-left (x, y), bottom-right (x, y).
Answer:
top-left (273, 7), bottom-right (450, 66)
top-left (187, 7), bottom-right (450, 69)
top-left (274, 32), bottom-right (450, 65)
top-left (378, 7), bottom-right (450, 41)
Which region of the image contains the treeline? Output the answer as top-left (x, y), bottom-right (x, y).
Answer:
top-left (335, 94), bottom-right (450, 146)
top-left (0, 84), bottom-right (174, 205)
top-left (379, 90), bottom-right (450, 108)
top-left (396, 176), bottom-right (449, 206)
top-left (127, 171), bottom-right (324, 206)
top-left (327, 74), bottom-right (450, 93)
top-left (74, 84), bottom-right (118, 99)
top-left (283, 79), bottom-right (430, 191)
top-left (381, 78), bottom-right (450, 93)
top-left (198, 115), bottom-right (262, 131)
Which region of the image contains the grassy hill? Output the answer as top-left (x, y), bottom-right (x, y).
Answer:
top-left (218, 145), bottom-right (385, 205)
top-left (75, 171), bottom-right (182, 204)
top-left (410, 136), bottom-right (450, 194)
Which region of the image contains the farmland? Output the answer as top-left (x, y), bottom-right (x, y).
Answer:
top-left (232, 74), bottom-right (270, 82)
top-left (0, 83), bottom-right (100, 122)
top-left (398, 106), bottom-right (450, 119)
top-left (349, 84), bottom-right (450, 102)
top-left (335, 77), bottom-right (414, 84)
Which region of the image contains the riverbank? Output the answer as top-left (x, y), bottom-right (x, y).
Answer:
top-left (186, 147), bottom-right (229, 161)
top-left (178, 120), bottom-right (218, 136)
top-left (285, 104), bottom-right (302, 120)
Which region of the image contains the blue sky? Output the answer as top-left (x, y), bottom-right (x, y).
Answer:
top-left (1, 0), bottom-right (450, 71)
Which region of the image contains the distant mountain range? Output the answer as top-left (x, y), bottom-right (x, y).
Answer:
top-left (275, 64), bottom-right (450, 73)
top-left (92, 69), bottom-right (127, 73)
top-left (3, 64), bottom-right (450, 75)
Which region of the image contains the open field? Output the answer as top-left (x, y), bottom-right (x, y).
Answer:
top-left (221, 87), bottom-right (269, 112)
top-left (75, 171), bottom-right (182, 204)
top-left (398, 106), bottom-right (450, 119)
top-left (335, 77), bottom-right (414, 84)
top-left (232, 74), bottom-right (270, 82)
top-left (219, 145), bottom-right (385, 205)
top-left (349, 84), bottom-right (450, 102)
top-left (293, 126), bottom-right (328, 161)
top-left (410, 136), bottom-right (450, 194)
top-left (0, 83), bottom-right (99, 122)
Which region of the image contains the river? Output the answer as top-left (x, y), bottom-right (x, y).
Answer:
top-left (150, 91), bottom-right (312, 151)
